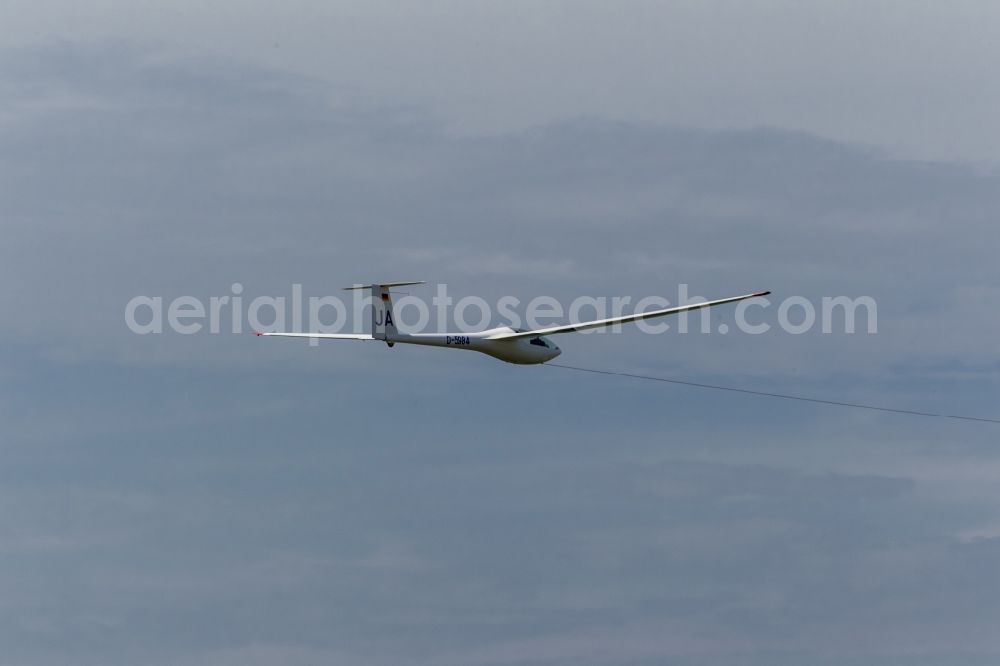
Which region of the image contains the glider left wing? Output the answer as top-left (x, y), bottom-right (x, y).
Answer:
top-left (255, 332), bottom-right (374, 340)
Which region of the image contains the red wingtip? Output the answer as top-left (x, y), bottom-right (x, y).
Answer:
top-left (753, 290), bottom-right (771, 297)
top-left (254, 331), bottom-right (263, 336)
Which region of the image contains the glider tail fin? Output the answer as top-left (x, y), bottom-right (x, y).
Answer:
top-left (343, 281), bottom-right (425, 342)
top-left (373, 285), bottom-right (398, 342)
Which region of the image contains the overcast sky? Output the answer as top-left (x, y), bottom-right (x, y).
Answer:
top-left (6, 0), bottom-right (1000, 162)
top-left (3, 3), bottom-right (1000, 665)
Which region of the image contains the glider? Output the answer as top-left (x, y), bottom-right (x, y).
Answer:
top-left (256, 281), bottom-right (770, 365)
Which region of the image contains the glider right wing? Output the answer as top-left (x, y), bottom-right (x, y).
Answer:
top-left (486, 291), bottom-right (770, 340)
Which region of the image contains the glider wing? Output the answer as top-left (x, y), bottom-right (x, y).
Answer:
top-left (486, 291), bottom-right (770, 340)
top-left (255, 332), bottom-right (374, 340)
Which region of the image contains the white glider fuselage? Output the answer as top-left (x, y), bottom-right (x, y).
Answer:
top-left (391, 329), bottom-right (560, 365)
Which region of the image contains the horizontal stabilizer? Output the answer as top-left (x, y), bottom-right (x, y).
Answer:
top-left (343, 281), bottom-right (426, 290)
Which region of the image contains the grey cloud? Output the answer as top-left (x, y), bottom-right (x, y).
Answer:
top-left (3, 405), bottom-right (994, 665)
top-left (5, 2), bottom-right (1000, 161)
